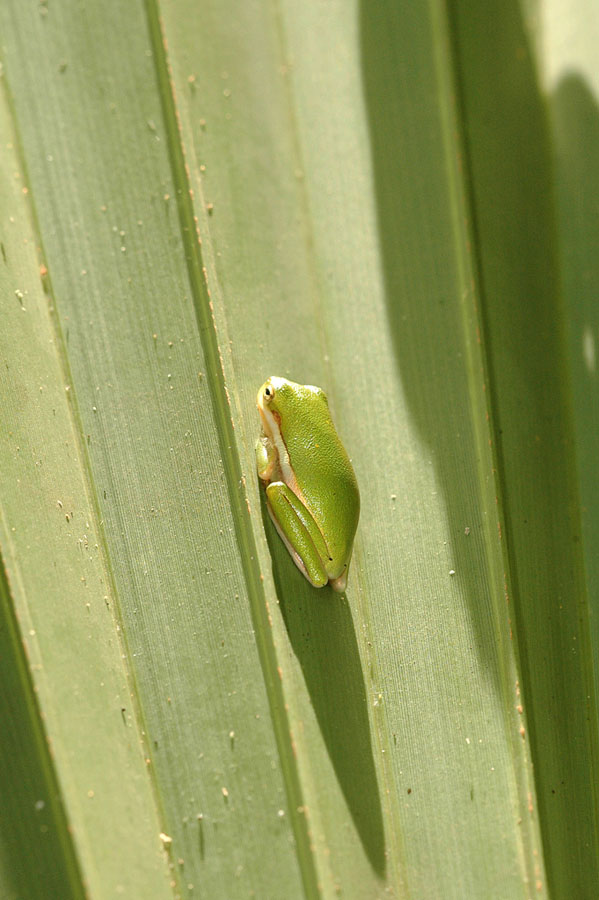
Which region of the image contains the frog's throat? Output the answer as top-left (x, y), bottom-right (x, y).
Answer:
top-left (257, 403), bottom-right (301, 499)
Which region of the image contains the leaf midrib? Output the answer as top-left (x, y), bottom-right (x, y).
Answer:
top-left (143, 2), bottom-right (321, 896)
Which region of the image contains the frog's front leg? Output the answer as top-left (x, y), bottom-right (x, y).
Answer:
top-left (265, 481), bottom-right (331, 588)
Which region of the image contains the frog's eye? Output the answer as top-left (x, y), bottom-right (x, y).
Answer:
top-left (264, 385), bottom-right (274, 402)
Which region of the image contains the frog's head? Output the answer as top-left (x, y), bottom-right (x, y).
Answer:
top-left (257, 376), bottom-right (287, 440)
top-left (257, 376), bottom-right (326, 440)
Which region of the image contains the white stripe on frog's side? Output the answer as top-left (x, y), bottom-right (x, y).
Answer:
top-left (257, 396), bottom-right (300, 498)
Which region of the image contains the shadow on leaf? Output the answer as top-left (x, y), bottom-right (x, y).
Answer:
top-left (260, 491), bottom-right (386, 877)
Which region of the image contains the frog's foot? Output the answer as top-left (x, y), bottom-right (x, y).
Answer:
top-left (329, 566), bottom-right (348, 594)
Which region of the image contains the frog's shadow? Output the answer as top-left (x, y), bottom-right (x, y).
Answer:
top-left (259, 490), bottom-right (386, 877)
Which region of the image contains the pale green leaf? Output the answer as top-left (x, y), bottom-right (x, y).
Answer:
top-left (0, 0), bottom-right (597, 898)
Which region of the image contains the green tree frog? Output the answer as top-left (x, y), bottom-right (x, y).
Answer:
top-left (256, 376), bottom-right (360, 592)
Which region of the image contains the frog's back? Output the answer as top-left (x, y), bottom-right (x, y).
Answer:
top-left (283, 402), bottom-right (360, 566)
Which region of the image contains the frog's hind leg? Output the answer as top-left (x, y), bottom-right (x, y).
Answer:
top-left (265, 481), bottom-right (329, 588)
